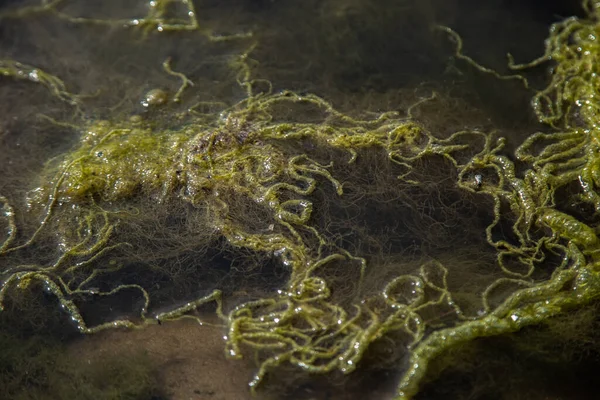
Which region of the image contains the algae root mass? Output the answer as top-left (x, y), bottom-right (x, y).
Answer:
top-left (2, 1), bottom-right (600, 399)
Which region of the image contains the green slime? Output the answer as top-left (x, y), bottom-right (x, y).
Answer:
top-left (2, 0), bottom-right (600, 399)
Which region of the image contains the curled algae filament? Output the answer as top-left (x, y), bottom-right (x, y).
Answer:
top-left (0, 60), bottom-right (81, 107)
top-left (538, 208), bottom-right (598, 248)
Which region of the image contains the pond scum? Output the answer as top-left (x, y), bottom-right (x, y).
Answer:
top-left (2, 0), bottom-right (600, 399)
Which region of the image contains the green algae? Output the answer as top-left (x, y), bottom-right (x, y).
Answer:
top-left (419, 302), bottom-right (600, 400)
top-left (2, 1), bottom-right (600, 399)
top-left (35, 120), bottom-right (192, 202)
top-left (0, 60), bottom-right (81, 108)
top-left (0, 0), bottom-right (248, 40)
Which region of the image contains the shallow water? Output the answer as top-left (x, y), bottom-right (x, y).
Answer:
top-left (1, 1), bottom-right (598, 399)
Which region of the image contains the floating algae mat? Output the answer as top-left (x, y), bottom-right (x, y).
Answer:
top-left (2, 0), bottom-right (600, 399)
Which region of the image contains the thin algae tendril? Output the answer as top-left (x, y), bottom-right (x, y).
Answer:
top-left (0, 0), bottom-right (252, 41)
top-left (0, 60), bottom-right (82, 108)
top-left (2, 1), bottom-right (600, 399)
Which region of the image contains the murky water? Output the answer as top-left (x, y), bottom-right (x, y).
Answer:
top-left (1, 1), bottom-right (598, 399)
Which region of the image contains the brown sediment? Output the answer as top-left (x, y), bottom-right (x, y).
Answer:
top-left (69, 318), bottom-right (255, 400)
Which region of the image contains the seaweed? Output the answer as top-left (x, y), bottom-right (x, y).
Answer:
top-left (2, 1), bottom-right (600, 399)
